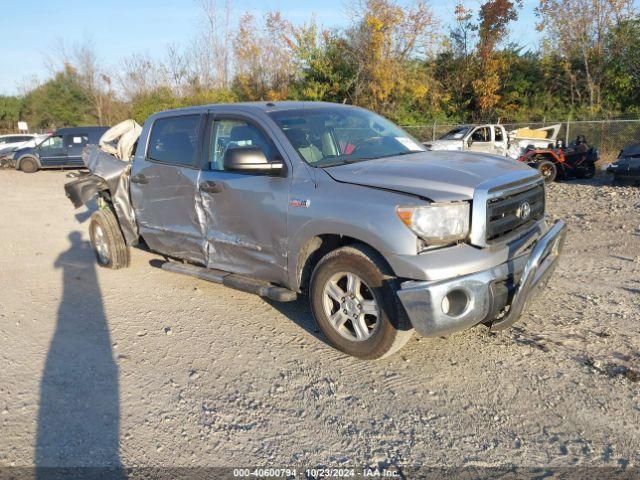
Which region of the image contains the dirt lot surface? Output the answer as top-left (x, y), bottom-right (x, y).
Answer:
top-left (0, 169), bottom-right (639, 471)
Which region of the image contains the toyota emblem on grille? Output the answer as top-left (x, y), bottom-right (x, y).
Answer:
top-left (517, 201), bottom-right (531, 220)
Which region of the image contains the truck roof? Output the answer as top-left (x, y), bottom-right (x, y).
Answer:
top-left (54, 126), bottom-right (109, 135)
top-left (152, 101), bottom-right (358, 117)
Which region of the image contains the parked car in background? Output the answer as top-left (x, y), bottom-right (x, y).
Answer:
top-left (0, 134), bottom-right (40, 160)
top-left (517, 136), bottom-right (599, 183)
top-left (605, 143), bottom-right (640, 185)
top-left (424, 124), bottom-right (561, 159)
top-left (65, 102), bottom-right (565, 359)
top-left (0, 133), bottom-right (38, 151)
top-left (12, 126), bottom-right (108, 173)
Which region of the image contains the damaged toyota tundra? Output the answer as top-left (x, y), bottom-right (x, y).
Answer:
top-left (65, 102), bottom-right (566, 359)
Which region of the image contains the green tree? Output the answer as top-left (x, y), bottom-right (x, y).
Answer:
top-left (289, 25), bottom-right (357, 103)
top-left (130, 87), bottom-right (181, 124)
top-left (0, 96), bottom-right (22, 133)
top-left (603, 18), bottom-right (640, 112)
top-left (21, 64), bottom-right (93, 130)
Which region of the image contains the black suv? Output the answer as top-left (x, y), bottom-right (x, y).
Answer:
top-left (13, 126), bottom-right (108, 173)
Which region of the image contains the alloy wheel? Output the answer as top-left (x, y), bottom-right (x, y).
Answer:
top-left (322, 271), bottom-right (380, 341)
top-left (92, 224), bottom-right (110, 264)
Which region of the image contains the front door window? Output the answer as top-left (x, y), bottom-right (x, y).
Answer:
top-left (41, 136), bottom-right (63, 150)
top-left (209, 119), bottom-right (274, 171)
top-left (470, 127), bottom-right (490, 143)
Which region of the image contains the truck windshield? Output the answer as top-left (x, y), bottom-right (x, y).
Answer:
top-left (268, 107), bottom-right (425, 167)
top-left (439, 126), bottom-right (471, 140)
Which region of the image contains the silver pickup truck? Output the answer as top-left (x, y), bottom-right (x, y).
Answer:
top-left (65, 102), bottom-right (566, 359)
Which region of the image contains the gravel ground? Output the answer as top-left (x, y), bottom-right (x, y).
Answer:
top-left (0, 169), bottom-right (638, 472)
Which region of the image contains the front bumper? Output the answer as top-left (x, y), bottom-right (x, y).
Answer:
top-left (396, 220), bottom-right (567, 337)
top-left (0, 152), bottom-right (16, 168)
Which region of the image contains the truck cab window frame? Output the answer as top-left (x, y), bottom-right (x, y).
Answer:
top-left (204, 115), bottom-right (281, 173)
top-left (494, 127), bottom-right (503, 142)
top-left (146, 114), bottom-right (202, 168)
top-left (65, 134), bottom-right (89, 148)
top-left (470, 126), bottom-right (491, 143)
top-left (40, 135), bottom-right (63, 150)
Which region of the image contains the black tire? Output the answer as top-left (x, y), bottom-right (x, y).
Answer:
top-left (536, 160), bottom-right (557, 183)
top-left (89, 209), bottom-right (130, 269)
top-left (575, 162), bottom-right (595, 179)
top-left (612, 174), bottom-right (626, 186)
top-left (309, 244), bottom-right (413, 359)
top-left (19, 157), bottom-right (38, 173)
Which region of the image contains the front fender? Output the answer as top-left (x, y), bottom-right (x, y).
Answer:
top-left (16, 154), bottom-right (41, 170)
top-left (64, 174), bottom-right (108, 208)
top-left (286, 177), bottom-right (423, 290)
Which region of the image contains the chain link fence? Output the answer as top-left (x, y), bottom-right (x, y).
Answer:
top-left (403, 118), bottom-right (640, 161)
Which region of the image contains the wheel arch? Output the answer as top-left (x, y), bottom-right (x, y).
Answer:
top-left (16, 155), bottom-right (41, 170)
top-left (292, 233), bottom-right (396, 294)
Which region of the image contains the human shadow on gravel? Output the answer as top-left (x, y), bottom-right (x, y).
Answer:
top-left (265, 296), bottom-right (325, 343)
top-left (74, 202), bottom-right (97, 224)
top-left (36, 232), bottom-right (124, 479)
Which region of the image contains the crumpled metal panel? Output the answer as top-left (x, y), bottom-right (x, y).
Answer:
top-left (128, 155), bottom-right (208, 263)
top-left (83, 145), bottom-right (139, 245)
top-left (197, 179), bottom-right (289, 285)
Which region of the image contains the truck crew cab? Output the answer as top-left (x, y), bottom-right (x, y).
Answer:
top-left (65, 102), bottom-right (566, 359)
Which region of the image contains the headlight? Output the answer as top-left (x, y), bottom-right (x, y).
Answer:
top-left (397, 203), bottom-right (470, 245)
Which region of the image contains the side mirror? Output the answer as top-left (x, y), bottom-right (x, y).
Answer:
top-left (223, 147), bottom-right (283, 175)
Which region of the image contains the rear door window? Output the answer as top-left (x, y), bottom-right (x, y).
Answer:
top-left (65, 134), bottom-right (89, 147)
top-left (147, 115), bottom-right (201, 167)
top-left (0, 136), bottom-right (26, 144)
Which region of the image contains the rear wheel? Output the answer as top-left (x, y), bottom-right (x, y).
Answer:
top-left (309, 244), bottom-right (413, 359)
top-left (89, 209), bottom-right (130, 269)
top-left (536, 160), bottom-right (557, 183)
top-left (575, 162), bottom-right (595, 179)
top-left (19, 157), bottom-right (38, 173)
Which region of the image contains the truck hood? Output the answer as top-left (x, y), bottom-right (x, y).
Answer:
top-left (323, 151), bottom-right (537, 202)
top-left (423, 139), bottom-right (464, 151)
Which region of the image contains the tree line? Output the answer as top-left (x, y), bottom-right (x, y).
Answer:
top-left (0, 0), bottom-right (638, 134)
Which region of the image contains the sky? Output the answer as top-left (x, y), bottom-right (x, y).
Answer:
top-left (0, 0), bottom-right (541, 96)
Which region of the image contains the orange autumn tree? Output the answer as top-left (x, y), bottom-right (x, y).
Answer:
top-left (472, 0), bottom-right (521, 117)
top-left (347, 0), bottom-right (440, 120)
top-left (233, 11), bottom-right (295, 100)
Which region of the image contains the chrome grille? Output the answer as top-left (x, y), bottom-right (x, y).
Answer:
top-left (486, 182), bottom-right (545, 242)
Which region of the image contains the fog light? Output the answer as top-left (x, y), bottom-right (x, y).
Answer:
top-left (441, 289), bottom-right (469, 317)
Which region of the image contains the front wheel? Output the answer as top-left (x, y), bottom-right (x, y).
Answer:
top-left (19, 157), bottom-right (38, 173)
top-left (89, 209), bottom-right (130, 269)
top-left (309, 245), bottom-right (413, 359)
top-left (536, 160), bottom-right (557, 183)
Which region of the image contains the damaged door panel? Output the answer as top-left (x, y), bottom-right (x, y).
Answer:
top-left (129, 114), bottom-right (208, 264)
top-left (65, 145), bottom-right (139, 245)
top-left (198, 114), bottom-right (289, 285)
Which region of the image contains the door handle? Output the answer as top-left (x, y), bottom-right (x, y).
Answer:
top-left (200, 180), bottom-right (225, 193)
top-left (130, 173), bottom-right (149, 185)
